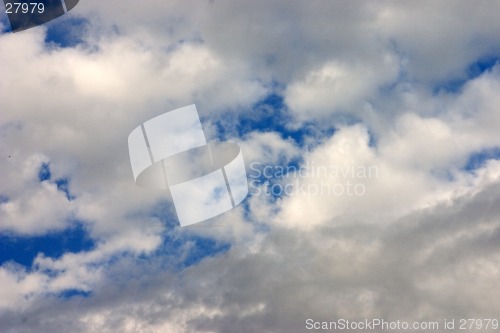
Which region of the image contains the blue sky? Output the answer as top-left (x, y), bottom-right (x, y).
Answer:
top-left (2, 1), bottom-right (500, 332)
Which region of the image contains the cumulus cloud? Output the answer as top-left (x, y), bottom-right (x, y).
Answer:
top-left (2, 1), bottom-right (500, 332)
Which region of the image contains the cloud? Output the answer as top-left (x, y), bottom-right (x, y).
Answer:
top-left (285, 54), bottom-right (399, 122)
top-left (0, 153), bottom-right (74, 234)
top-left (374, 1), bottom-right (500, 83)
top-left (2, 1), bottom-right (500, 332)
top-left (2, 174), bottom-right (500, 332)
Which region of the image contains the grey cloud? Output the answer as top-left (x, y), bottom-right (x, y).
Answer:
top-left (2, 0), bottom-right (500, 332)
top-left (2, 181), bottom-right (500, 332)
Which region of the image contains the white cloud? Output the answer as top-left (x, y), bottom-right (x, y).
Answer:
top-left (2, 1), bottom-right (500, 332)
top-left (374, 1), bottom-right (500, 82)
top-left (0, 153), bottom-right (74, 234)
top-left (285, 54), bottom-right (399, 121)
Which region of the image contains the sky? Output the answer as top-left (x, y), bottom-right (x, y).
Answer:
top-left (1, 1), bottom-right (500, 332)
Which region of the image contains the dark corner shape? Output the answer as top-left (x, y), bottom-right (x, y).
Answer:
top-left (3, 0), bottom-right (80, 33)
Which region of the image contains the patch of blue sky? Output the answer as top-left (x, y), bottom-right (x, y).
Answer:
top-left (248, 163), bottom-right (295, 204)
top-left (58, 289), bottom-right (92, 299)
top-left (463, 147), bottom-right (500, 172)
top-left (148, 199), bottom-right (180, 230)
top-left (468, 56), bottom-right (499, 79)
top-left (0, 223), bottom-right (95, 268)
top-left (179, 237), bottom-right (230, 268)
top-left (246, 153), bottom-right (306, 204)
top-left (208, 89), bottom-right (337, 148)
top-left (150, 231), bottom-right (231, 270)
top-left (433, 56), bottom-right (500, 94)
top-left (55, 178), bottom-right (75, 200)
top-left (240, 198), bottom-right (273, 233)
top-left (129, 200), bottom-right (231, 269)
top-left (38, 162), bottom-right (51, 181)
top-left (248, 155), bottom-right (302, 184)
top-left (44, 16), bottom-right (89, 48)
top-left (38, 162), bottom-right (75, 200)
